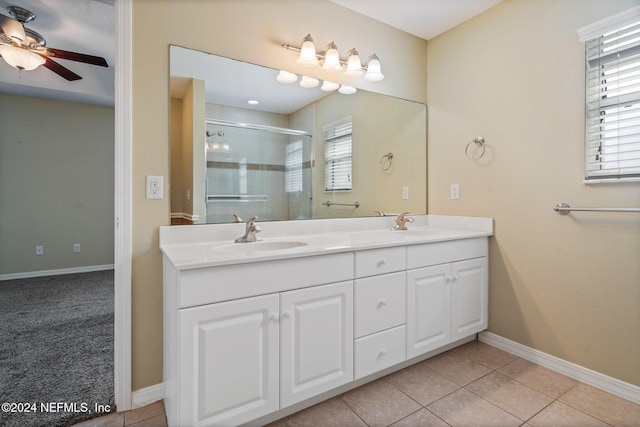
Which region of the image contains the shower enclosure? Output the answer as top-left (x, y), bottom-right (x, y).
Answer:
top-left (205, 119), bottom-right (313, 223)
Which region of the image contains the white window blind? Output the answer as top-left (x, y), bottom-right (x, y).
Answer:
top-left (584, 17), bottom-right (640, 181)
top-left (285, 139), bottom-right (303, 192)
top-left (323, 117), bottom-right (352, 191)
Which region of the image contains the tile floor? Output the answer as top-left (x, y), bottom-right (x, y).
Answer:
top-left (73, 340), bottom-right (640, 427)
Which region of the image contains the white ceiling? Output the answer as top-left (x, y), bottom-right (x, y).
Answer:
top-left (329, 0), bottom-right (503, 40)
top-left (0, 0), bottom-right (502, 107)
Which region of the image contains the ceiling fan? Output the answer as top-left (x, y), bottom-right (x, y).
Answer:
top-left (0, 5), bottom-right (107, 81)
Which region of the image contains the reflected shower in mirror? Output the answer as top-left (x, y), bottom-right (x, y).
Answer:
top-left (170, 45), bottom-right (426, 224)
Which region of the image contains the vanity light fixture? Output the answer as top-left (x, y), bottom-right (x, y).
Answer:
top-left (299, 75), bottom-right (319, 88)
top-left (296, 34), bottom-right (319, 66)
top-left (0, 44), bottom-right (45, 70)
top-left (345, 48), bottom-right (363, 76)
top-left (338, 85), bottom-right (357, 95)
top-left (364, 54), bottom-right (384, 82)
top-left (322, 42), bottom-right (342, 71)
top-left (276, 70), bottom-right (298, 83)
top-left (282, 34), bottom-right (384, 81)
top-left (321, 80), bottom-right (340, 91)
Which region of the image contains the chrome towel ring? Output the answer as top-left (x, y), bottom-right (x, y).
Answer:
top-left (380, 152), bottom-right (394, 171)
top-left (465, 136), bottom-right (486, 161)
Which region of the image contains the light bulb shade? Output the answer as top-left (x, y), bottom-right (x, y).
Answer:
top-left (297, 34), bottom-right (319, 66)
top-left (276, 70), bottom-right (298, 83)
top-left (322, 42), bottom-right (342, 71)
top-left (345, 48), bottom-right (363, 75)
top-left (0, 45), bottom-right (45, 70)
top-left (364, 54), bottom-right (384, 82)
top-left (299, 75), bottom-right (319, 88)
top-left (320, 80), bottom-right (339, 91)
top-left (338, 85), bottom-right (357, 95)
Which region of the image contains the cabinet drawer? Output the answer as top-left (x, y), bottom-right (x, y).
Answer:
top-left (355, 326), bottom-right (406, 380)
top-left (355, 247), bottom-right (406, 278)
top-left (354, 272), bottom-right (405, 338)
top-left (407, 237), bottom-right (487, 269)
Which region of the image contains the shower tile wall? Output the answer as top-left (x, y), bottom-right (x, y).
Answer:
top-left (205, 104), bottom-right (312, 223)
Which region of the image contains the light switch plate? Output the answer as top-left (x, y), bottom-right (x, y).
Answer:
top-left (450, 184), bottom-right (460, 200)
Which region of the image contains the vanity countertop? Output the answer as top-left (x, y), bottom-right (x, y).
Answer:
top-left (159, 215), bottom-right (493, 270)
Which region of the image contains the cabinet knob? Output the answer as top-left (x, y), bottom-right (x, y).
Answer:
top-left (281, 311), bottom-right (292, 319)
top-left (378, 299), bottom-right (388, 308)
top-left (379, 349), bottom-right (387, 357)
top-left (270, 313), bottom-right (280, 322)
top-left (377, 259), bottom-right (387, 268)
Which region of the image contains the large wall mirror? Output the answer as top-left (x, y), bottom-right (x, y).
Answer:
top-left (169, 45), bottom-right (427, 224)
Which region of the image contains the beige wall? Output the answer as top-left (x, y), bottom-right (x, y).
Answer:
top-left (428, 0), bottom-right (640, 386)
top-left (0, 93), bottom-right (114, 276)
top-left (314, 90), bottom-right (427, 217)
top-left (132, 0), bottom-right (428, 390)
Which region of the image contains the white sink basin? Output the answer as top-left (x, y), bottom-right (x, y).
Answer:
top-left (215, 241), bottom-right (308, 252)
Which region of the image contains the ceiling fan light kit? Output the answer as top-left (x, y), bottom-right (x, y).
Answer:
top-left (0, 6), bottom-right (108, 80)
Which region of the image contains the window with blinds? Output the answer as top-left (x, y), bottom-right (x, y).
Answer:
top-left (285, 139), bottom-right (303, 192)
top-left (323, 117), bottom-right (353, 191)
top-left (584, 16), bottom-right (640, 181)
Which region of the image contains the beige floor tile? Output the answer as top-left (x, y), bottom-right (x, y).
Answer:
top-left (283, 398), bottom-right (367, 427)
top-left (498, 358), bottom-right (577, 398)
top-left (423, 349), bottom-right (492, 385)
top-left (340, 378), bottom-right (421, 427)
top-left (559, 382), bottom-right (640, 427)
top-left (466, 371), bottom-right (554, 421)
top-left (427, 388), bottom-right (521, 427)
top-left (528, 401), bottom-right (610, 427)
top-left (385, 360), bottom-right (460, 406)
top-left (127, 414), bottom-right (167, 427)
top-left (71, 412), bottom-right (125, 427)
top-left (452, 340), bottom-right (518, 370)
top-left (390, 408), bottom-right (450, 427)
top-left (124, 401), bottom-right (165, 426)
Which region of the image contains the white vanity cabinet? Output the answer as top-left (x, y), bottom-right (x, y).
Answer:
top-left (406, 238), bottom-right (488, 359)
top-left (162, 217), bottom-right (493, 427)
top-left (164, 253), bottom-right (354, 427)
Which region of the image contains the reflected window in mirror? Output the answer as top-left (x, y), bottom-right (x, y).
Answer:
top-left (324, 117), bottom-right (353, 191)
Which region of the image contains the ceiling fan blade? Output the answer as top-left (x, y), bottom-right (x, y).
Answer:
top-left (42, 56), bottom-right (82, 81)
top-left (46, 47), bottom-right (108, 67)
top-left (0, 13), bottom-right (27, 43)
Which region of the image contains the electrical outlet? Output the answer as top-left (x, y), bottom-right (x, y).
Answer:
top-left (450, 184), bottom-right (460, 200)
top-left (35, 245), bottom-right (44, 256)
top-left (73, 243), bottom-right (81, 253)
top-left (146, 175), bottom-right (163, 199)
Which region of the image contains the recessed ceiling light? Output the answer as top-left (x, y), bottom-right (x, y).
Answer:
top-left (247, 99), bottom-right (259, 105)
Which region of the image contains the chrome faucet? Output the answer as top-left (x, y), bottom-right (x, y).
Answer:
top-left (234, 216), bottom-right (262, 243)
top-left (392, 212), bottom-right (414, 231)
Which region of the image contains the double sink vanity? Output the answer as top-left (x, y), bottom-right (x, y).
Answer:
top-left (160, 214), bottom-right (493, 427)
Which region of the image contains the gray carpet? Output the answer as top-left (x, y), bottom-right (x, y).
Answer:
top-left (0, 270), bottom-right (115, 427)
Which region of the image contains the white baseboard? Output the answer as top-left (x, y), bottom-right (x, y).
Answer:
top-left (479, 331), bottom-right (640, 404)
top-left (132, 383), bottom-right (164, 409)
top-left (0, 264), bottom-right (115, 281)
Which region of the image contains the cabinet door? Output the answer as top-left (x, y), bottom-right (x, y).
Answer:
top-left (178, 294), bottom-right (279, 427)
top-left (406, 264), bottom-right (451, 359)
top-left (451, 257), bottom-right (488, 341)
top-left (280, 281), bottom-right (354, 407)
